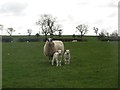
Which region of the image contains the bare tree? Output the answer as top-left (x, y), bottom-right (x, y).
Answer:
top-left (36, 14), bottom-right (60, 37)
top-left (93, 27), bottom-right (98, 36)
top-left (27, 29), bottom-right (32, 36)
top-left (36, 33), bottom-right (40, 38)
top-left (98, 30), bottom-right (106, 40)
top-left (7, 27), bottom-right (15, 36)
top-left (53, 24), bottom-right (63, 37)
top-left (76, 24), bottom-right (88, 40)
top-left (106, 32), bottom-right (109, 37)
top-left (58, 29), bottom-right (62, 37)
top-left (110, 30), bottom-right (118, 38)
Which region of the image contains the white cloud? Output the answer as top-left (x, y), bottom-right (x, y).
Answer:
top-left (0, 1), bottom-right (28, 16)
top-left (0, 0), bottom-right (118, 35)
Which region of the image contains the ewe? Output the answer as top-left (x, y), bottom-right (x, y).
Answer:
top-left (44, 38), bottom-right (64, 63)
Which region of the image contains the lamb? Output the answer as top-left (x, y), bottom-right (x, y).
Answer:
top-left (52, 50), bottom-right (62, 66)
top-left (43, 38), bottom-right (64, 63)
top-left (64, 50), bottom-right (71, 64)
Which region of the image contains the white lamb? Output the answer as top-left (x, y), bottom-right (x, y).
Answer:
top-left (52, 50), bottom-right (62, 67)
top-left (64, 50), bottom-right (71, 64)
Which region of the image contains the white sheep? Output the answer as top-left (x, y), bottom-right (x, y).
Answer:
top-left (43, 38), bottom-right (64, 63)
top-left (64, 50), bottom-right (71, 64)
top-left (52, 50), bottom-right (62, 66)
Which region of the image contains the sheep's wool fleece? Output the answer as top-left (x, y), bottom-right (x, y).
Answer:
top-left (44, 41), bottom-right (64, 56)
top-left (53, 41), bottom-right (64, 52)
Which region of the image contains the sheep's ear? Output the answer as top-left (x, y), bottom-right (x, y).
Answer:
top-left (50, 38), bottom-right (53, 42)
top-left (45, 38), bottom-right (48, 42)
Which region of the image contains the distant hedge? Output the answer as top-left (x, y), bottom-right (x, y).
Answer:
top-left (2, 37), bottom-right (13, 42)
top-left (98, 37), bottom-right (120, 41)
top-left (44, 38), bottom-right (87, 42)
top-left (17, 38), bottom-right (41, 42)
top-left (100, 38), bottom-right (120, 41)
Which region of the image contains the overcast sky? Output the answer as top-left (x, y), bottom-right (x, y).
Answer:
top-left (0, 0), bottom-right (118, 35)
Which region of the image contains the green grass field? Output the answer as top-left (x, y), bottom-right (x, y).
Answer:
top-left (2, 37), bottom-right (118, 88)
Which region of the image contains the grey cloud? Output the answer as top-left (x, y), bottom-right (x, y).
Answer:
top-left (108, 13), bottom-right (117, 18)
top-left (0, 2), bottom-right (28, 16)
top-left (93, 19), bottom-right (104, 25)
top-left (98, 1), bottom-right (117, 8)
top-left (78, 2), bottom-right (88, 5)
top-left (107, 2), bottom-right (117, 8)
top-left (67, 15), bottom-right (74, 22)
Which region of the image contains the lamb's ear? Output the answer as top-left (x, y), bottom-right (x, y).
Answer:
top-left (68, 50), bottom-right (70, 52)
top-left (64, 50), bottom-right (66, 52)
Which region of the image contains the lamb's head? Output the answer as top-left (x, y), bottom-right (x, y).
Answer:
top-left (65, 50), bottom-right (70, 55)
top-left (57, 50), bottom-right (62, 55)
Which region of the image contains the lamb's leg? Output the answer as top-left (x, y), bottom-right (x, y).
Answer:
top-left (59, 60), bottom-right (61, 66)
top-left (56, 60), bottom-right (59, 67)
top-left (68, 60), bottom-right (70, 64)
top-left (65, 59), bottom-right (67, 64)
top-left (52, 58), bottom-right (54, 65)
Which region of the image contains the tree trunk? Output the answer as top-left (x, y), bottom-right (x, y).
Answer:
top-left (80, 32), bottom-right (83, 40)
top-left (45, 33), bottom-right (47, 38)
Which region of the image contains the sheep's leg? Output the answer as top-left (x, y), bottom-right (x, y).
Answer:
top-left (69, 58), bottom-right (71, 64)
top-left (49, 60), bottom-right (50, 63)
top-left (66, 60), bottom-right (68, 64)
top-left (49, 57), bottom-right (53, 63)
top-left (66, 60), bottom-right (69, 64)
top-left (65, 59), bottom-right (67, 64)
top-left (52, 58), bottom-right (54, 65)
top-left (59, 60), bottom-right (61, 66)
top-left (69, 59), bottom-right (71, 63)
top-left (49, 57), bottom-right (51, 63)
top-left (68, 60), bottom-right (70, 64)
top-left (56, 60), bottom-right (59, 67)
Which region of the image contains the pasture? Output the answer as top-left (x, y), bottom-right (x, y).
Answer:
top-left (2, 37), bottom-right (118, 88)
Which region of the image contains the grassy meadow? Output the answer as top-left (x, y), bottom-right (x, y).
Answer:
top-left (2, 36), bottom-right (118, 88)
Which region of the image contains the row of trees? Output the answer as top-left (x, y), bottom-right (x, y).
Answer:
top-left (0, 14), bottom-right (118, 39)
top-left (0, 24), bottom-right (33, 37)
top-left (36, 14), bottom-right (118, 39)
top-left (99, 30), bottom-right (118, 39)
top-left (0, 25), bottom-right (15, 36)
top-left (36, 14), bottom-right (90, 39)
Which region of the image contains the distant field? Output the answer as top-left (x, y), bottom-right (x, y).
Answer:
top-left (2, 37), bottom-right (118, 88)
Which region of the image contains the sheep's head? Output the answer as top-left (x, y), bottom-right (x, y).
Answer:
top-left (65, 50), bottom-right (70, 55)
top-left (47, 38), bottom-right (52, 42)
top-left (47, 38), bottom-right (54, 47)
